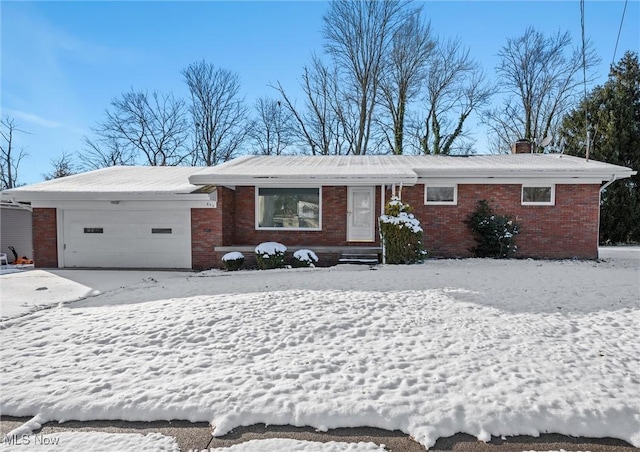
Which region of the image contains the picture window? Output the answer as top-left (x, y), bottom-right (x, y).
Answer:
top-left (425, 185), bottom-right (457, 205)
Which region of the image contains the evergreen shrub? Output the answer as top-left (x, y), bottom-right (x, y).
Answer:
top-left (221, 252), bottom-right (244, 271)
top-left (379, 196), bottom-right (426, 264)
top-left (465, 200), bottom-right (520, 258)
top-left (292, 249), bottom-right (319, 268)
top-left (255, 242), bottom-right (287, 269)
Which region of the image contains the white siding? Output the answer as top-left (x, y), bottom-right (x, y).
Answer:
top-left (0, 207), bottom-right (33, 263)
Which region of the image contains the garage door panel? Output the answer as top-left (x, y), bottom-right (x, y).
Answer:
top-left (63, 210), bottom-right (192, 268)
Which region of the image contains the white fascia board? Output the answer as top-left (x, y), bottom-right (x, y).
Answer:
top-left (415, 168), bottom-right (635, 180)
top-left (190, 174), bottom-right (418, 187)
top-left (1, 191), bottom-right (212, 203)
top-left (417, 173), bottom-right (633, 185)
top-left (30, 199), bottom-right (217, 210)
top-left (420, 177), bottom-right (608, 185)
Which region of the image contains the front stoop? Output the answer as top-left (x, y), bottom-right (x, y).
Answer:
top-left (338, 252), bottom-right (380, 265)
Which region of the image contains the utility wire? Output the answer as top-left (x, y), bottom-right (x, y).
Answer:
top-left (612, 0), bottom-right (628, 66)
top-left (580, 0), bottom-right (590, 160)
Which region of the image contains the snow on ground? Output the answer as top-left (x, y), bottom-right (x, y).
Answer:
top-left (0, 257), bottom-right (639, 450)
top-left (598, 245), bottom-right (640, 260)
top-left (0, 269), bottom-right (188, 320)
top-left (1, 431), bottom-right (178, 452)
top-left (215, 438), bottom-right (386, 451)
top-left (0, 270), bottom-right (98, 319)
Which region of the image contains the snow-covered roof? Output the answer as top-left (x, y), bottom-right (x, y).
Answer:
top-left (1, 166), bottom-right (212, 202)
top-left (189, 154), bottom-right (636, 186)
top-left (2, 155), bottom-right (635, 203)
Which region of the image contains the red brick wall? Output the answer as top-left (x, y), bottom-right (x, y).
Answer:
top-left (229, 186), bottom-right (382, 247)
top-left (196, 183), bottom-right (600, 267)
top-left (33, 208), bottom-right (58, 268)
top-left (191, 208), bottom-right (222, 270)
top-left (399, 184), bottom-right (600, 259)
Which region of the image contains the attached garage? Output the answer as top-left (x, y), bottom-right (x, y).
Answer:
top-left (61, 208), bottom-right (192, 268)
top-left (1, 166), bottom-right (216, 269)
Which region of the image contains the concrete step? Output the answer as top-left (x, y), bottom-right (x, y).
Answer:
top-left (338, 253), bottom-right (380, 265)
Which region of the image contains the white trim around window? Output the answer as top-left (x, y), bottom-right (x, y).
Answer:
top-left (521, 184), bottom-right (555, 206)
top-left (255, 186), bottom-right (322, 231)
top-left (424, 184), bottom-right (458, 205)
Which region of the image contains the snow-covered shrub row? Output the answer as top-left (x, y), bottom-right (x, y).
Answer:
top-left (255, 242), bottom-right (287, 270)
top-left (379, 196), bottom-right (426, 264)
top-left (293, 249), bottom-right (319, 268)
top-left (465, 199), bottom-right (520, 258)
top-left (222, 252), bottom-right (245, 271)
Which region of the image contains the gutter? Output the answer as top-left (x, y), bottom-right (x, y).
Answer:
top-left (599, 175), bottom-right (618, 193)
top-left (0, 199), bottom-right (32, 212)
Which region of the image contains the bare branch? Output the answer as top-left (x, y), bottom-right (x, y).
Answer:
top-left (183, 61), bottom-right (249, 166)
top-left (249, 97), bottom-right (296, 155)
top-left (483, 26), bottom-right (600, 152)
top-left (419, 38), bottom-right (494, 154)
top-left (0, 116), bottom-right (28, 189)
top-left (323, 0), bottom-right (411, 154)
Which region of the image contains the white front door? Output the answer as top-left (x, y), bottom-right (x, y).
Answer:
top-left (347, 187), bottom-right (375, 242)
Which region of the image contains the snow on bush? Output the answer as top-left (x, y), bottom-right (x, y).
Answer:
top-left (255, 242), bottom-right (287, 270)
top-left (466, 200), bottom-right (520, 258)
top-left (293, 249), bottom-right (319, 268)
top-left (222, 252), bottom-right (245, 271)
top-left (379, 196), bottom-right (426, 264)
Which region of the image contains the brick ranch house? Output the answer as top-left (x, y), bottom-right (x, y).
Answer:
top-left (0, 153), bottom-right (635, 269)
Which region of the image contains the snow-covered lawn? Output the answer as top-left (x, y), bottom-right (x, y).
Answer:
top-left (1, 257), bottom-right (638, 450)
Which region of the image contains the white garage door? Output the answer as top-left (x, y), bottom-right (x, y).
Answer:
top-left (62, 210), bottom-right (191, 268)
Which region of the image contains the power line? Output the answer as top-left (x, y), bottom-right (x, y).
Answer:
top-left (580, 0), bottom-right (590, 160)
top-left (612, 0), bottom-right (628, 66)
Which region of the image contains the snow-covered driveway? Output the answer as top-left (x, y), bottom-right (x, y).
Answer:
top-left (1, 257), bottom-right (638, 450)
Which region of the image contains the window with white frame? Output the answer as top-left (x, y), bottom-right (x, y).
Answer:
top-left (425, 185), bottom-right (457, 205)
top-left (521, 185), bottom-right (555, 205)
top-left (257, 187), bottom-right (321, 230)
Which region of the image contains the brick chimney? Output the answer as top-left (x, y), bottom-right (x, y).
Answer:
top-left (511, 139), bottom-right (532, 154)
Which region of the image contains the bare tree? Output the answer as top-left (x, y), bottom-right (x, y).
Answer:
top-left (43, 151), bottom-right (77, 180)
top-left (183, 61), bottom-right (249, 166)
top-left (323, 0), bottom-right (410, 154)
top-left (249, 97), bottom-right (295, 155)
top-left (79, 135), bottom-right (136, 170)
top-left (379, 11), bottom-right (434, 154)
top-left (419, 38), bottom-right (494, 155)
top-left (0, 116), bottom-right (28, 189)
top-left (273, 56), bottom-right (347, 155)
top-left (96, 89), bottom-right (190, 166)
top-left (483, 26), bottom-right (599, 153)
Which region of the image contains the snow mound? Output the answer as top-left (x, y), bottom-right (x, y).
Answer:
top-left (1, 287), bottom-right (638, 449)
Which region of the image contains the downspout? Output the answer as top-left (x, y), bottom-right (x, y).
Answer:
top-left (597, 175), bottom-right (618, 259)
top-left (599, 175), bottom-right (618, 194)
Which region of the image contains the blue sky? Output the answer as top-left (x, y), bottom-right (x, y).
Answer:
top-left (2, 1), bottom-right (638, 185)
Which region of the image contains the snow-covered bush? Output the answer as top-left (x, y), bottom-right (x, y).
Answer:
top-left (255, 242), bottom-right (287, 270)
top-left (221, 251), bottom-right (244, 271)
top-left (466, 199), bottom-right (520, 258)
top-left (379, 196), bottom-right (426, 264)
top-left (292, 249), bottom-right (319, 268)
